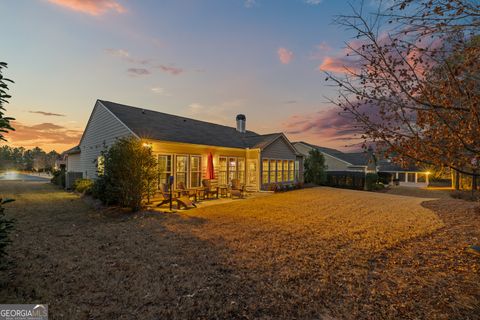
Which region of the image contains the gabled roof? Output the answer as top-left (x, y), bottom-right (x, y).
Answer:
top-left (99, 100), bottom-right (289, 150)
top-left (294, 141), bottom-right (369, 166)
top-left (62, 145), bottom-right (80, 156)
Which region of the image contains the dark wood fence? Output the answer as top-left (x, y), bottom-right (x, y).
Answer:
top-left (326, 171), bottom-right (365, 190)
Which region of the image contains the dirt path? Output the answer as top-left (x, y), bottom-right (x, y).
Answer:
top-left (0, 182), bottom-right (479, 319)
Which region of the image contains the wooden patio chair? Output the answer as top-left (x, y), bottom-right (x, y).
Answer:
top-left (202, 179), bottom-right (219, 199)
top-left (177, 181), bottom-right (197, 202)
top-left (230, 179), bottom-right (246, 198)
top-left (155, 183), bottom-right (196, 209)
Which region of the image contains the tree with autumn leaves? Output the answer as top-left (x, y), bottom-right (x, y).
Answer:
top-left (326, 0), bottom-right (479, 189)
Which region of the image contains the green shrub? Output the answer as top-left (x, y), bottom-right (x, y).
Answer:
top-left (304, 149), bottom-right (327, 185)
top-left (95, 137), bottom-right (157, 211)
top-left (0, 198), bottom-right (15, 270)
top-left (365, 173), bottom-right (379, 191)
top-left (91, 174), bottom-right (118, 205)
top-left (73, 178), bottom-right (94, 194)
top-left (50, 168), bottom-right (65, 188)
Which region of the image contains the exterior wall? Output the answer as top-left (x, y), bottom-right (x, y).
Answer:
top-left (261, 137), bottom-right (297, 160)
top-left (66, 153), bottom-right (82, 172)
top-left (260, 137), bottom-right (302, 189)
top-left (293, 142), bottom-right (351, 171)
top-left (147, 139), bottom-right (261, 191)
top-left (79, 101), bottom-right (133, 179)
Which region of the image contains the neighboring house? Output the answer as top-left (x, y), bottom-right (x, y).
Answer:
top-left (293, 141), bottom-right (377, 173)
top-left (293, 141), bottom-right (430, 186)
top-left (61, 145), bottom-right (82, 189)
top-left (65, 100), bottom-right (303, 191)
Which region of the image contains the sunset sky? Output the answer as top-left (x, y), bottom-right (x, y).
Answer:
top-left (1, 0), bottom-right (366, 152)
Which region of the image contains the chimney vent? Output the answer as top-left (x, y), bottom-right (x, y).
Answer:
top-left (236, 114), bottom-right (246, 133)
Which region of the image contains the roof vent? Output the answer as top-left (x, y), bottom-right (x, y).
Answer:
top-left (236, 114), bottom-right (246, 133)
top-left (141, 109), bottom-right (146, 114)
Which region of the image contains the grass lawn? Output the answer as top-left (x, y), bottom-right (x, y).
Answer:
top-left (1, 182), bottom-right (479, 319)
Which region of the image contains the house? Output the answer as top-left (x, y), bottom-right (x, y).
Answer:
top-left (65, 100), bottom-right (303, 191)
top-left (61, 145), bottom-right (82, 189)
top-left (293, 141), bottom-right (430, 186)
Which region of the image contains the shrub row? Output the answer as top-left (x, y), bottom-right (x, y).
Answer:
top-left (267, 182), bottom-right (304, 192)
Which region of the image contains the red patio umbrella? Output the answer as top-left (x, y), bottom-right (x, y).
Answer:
top-left (206, 152), bottom-right (215, 179)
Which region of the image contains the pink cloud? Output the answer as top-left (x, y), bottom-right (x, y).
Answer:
top-left (158, 65), bottom-right (183, 75)
top-left (318, 56), bottom-right (362, 73)
top-left (47, 0), bottom-right (126, 16)
top-left (277, 47), bottom-right (294, 64)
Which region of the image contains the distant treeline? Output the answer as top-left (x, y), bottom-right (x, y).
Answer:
top-left (0, 146), bottom-right (60, 172)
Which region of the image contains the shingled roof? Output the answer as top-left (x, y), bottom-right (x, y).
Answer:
top-left (295, 141), bottom-right (370, 166)
top-left (99, 100), bottom-right (282, 150)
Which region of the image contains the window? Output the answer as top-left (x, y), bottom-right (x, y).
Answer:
top-left (283, 160), bottom-right (289, 182)
top-left (219, 156), bottom-right (245, 185)
top-left (269, 160), bottom-right (276, 183)
top-left (289, 161), bottom-right (294, 182)
top-left (248, 160), bottom-right (257, 185)
top-left (190, 156), bottom-right (201, 188)
top-left (97, 155), bottom-right (105, 176)
top-left (228, 157), bottom-right (237, 182)
top-left (277, 160), bottom-right (283, 182)
top-left (238, 158), bottom-right (245, 184)
top-left (175, 155), bottom-right (188, 189)
top-left (408, 172), bottom-right (416, 182)
top-left (262, 159), bottom-right (269, 184)
top-left (218, 157), bottom-right (227, 185)
top-left (158, 155), bottom-right (172, 188)
top-left (295, 160), bottom-right (300, 182)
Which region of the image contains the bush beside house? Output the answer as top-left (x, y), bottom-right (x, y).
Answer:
top-left (91, 137), bottom-right (157, 212)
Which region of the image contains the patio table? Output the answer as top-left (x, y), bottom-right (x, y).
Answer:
top-left (218, 185), bottom-right (229, 198)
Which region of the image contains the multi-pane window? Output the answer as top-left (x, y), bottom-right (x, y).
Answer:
top-left (262, 158), bottom-right (298, 185)
top-left (277, 160), bottom-right (283, 182)
top-left (218, 157), bottom-right (228, 185)
top-left (228, 157), bottom-right (237, 182)
top-left (295, 160), bottom-right (300, 182)
top-left (248, 160), bottom-right (257, 185)
top-left (175, 155), bottom-right (188, 189)
top-left (269, 160), bottom-right (276, 183)
top-left (289, 161), bottom-right (294, 181)
top-left (262, 159), bottom-right (269, 184)
top-left (238, 158), bottom-right (245, 184)
top-left (158, 155), bottom-right (172, 188)
top-left (219, 156), bottom-right (245, 185)
top-left (190, 156), bottom-right (201, 188)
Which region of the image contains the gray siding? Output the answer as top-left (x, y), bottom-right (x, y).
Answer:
top-left (79, 101), bottom-right (133, 179)
top-left (294, 142), bottom-right (351, 171)
top-left (66, 153), bottom-right (82, 172)
top-left (261, 137), bottom-right (297, 160)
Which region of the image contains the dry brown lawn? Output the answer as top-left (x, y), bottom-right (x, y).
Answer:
top-left (0, 181), bottom-right (479, 319)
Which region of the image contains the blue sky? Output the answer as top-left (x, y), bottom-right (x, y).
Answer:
top-left (1, 0), bottom-right (362, 151)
